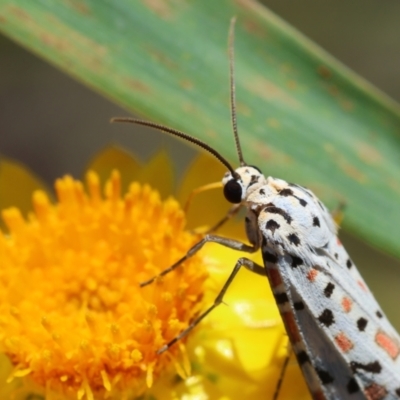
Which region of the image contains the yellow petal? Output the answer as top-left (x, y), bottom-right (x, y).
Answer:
top-left (0, 156), bottom-right (51, 231)
top-left (85, 146), bottom-right (141, 194)
top-left (135, 150), bottom-right (174, 199)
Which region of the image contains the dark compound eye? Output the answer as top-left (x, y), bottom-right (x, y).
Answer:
top-left (224, 179), bottom-right (242, 203)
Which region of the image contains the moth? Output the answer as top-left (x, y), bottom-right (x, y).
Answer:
top-left (113, 18), bottom-right (400, 400)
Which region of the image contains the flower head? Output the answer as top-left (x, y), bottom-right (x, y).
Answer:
top-left (0, 170), bottom-right (207, 399)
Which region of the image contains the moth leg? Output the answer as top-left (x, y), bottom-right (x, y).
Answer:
top-left (273, 350), bottom-right (291, 400)
top-left (157, 257), bottom-right (265, 354)
top-left (183, 181), bottom-right (222, 214)
top-left (140, 234), bottom-right (261, 287)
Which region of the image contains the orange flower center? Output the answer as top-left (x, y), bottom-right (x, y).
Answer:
top-left (0, 171), bottom-right (207, 399)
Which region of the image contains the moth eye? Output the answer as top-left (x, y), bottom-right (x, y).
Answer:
top-left (224, 179), bottom-right (242, 204)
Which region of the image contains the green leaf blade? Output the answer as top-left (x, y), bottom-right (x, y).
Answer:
top-left (0, 0), bottom-right (399, 258)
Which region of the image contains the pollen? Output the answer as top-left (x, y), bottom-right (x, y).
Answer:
top-left (0, 171), bottom-right (208, 399)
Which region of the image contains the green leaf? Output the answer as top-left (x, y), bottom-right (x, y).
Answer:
top-left (0, 1), bottom-right (399, 259)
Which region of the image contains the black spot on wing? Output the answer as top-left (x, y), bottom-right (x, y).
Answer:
top-left (279, 187), bottom-right (308, 207)
top-left (357, 317), bottom-right (368, 331)
top-left (298, 198), bottom-right (307, 207)
top-left (259, 188), bottom-right (265, 196)
top-left (324, 282), bottom-right (335, 298)
top-left (266, 219), bottom-right (280, 233)
top-left (318, 309), bottom-right (334, 327)
top-left (315, 367), bottom-right (334, 384)
top-left (350, 360), bottom-right (381, 374)
top-left (376, 310), bottom-right (383, 318)
top-left (287, 233), bottom-right (301, 246)
top-left (263, 251), bottom-right (278, 264)
top-left (313, 216), bottom-right (320, 227)
top-left (288, 183), bottom-right (302, 189)
top-left (347, 378), bottom-right (360, 394)
top-left (275, 292), bottom-right (289, 304)
top-left (294, 301), bottom-right (305, 310)
top-left (279, 188), bottom-right (294, 197)
top-left (265, 205), bottom-right (292, 224)
top-left (346, 259), bottom-right (353, 269)
top-left (296, 350), bottom-right (310, 364)
top-left (290, 255), bottom-right (303, 268)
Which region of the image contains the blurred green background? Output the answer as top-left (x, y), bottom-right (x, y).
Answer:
top-left (1, 1), bottom-right (400, 329)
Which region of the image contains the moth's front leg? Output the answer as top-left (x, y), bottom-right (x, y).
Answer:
top-left (140, 233), bottom-right (262, 287)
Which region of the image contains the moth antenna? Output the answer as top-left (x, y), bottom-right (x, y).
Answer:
top-left (111, 117), bottom-right (238, 177)
top-left (228, 17), bottom-right (246, 166)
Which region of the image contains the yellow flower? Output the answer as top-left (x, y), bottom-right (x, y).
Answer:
top-left (0, 148), bottom-right (311, 399)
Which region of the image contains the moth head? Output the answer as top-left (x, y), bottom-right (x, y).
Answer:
top-left (222, 165), bottom-right (263, 204)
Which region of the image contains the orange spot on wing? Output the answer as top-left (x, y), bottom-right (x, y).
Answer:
top-left (307, 268), bottom-right (318, 282)
top-left (334, 332), bottom-right (353, 353)
top-left (375, 331), bottom-right (400, 360)
top-left (268, 268), bottom-right (282, 287)
top-left (281, 312), bottom-right (301, 343)
top-left (364, 383), bottom-right (387, 400)
top-left (341, 297), bottom-right (352, 313)
top-left (336, 238), bottom-right (342, 246)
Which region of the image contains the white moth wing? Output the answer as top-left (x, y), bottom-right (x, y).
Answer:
top-left (254, 177), bottom-right (400, 398)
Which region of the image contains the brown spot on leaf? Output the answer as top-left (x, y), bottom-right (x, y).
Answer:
top-left (126, 79), bottom-right (151, 94)
top-left (66, 0), bottom-right (91, 14)
top-left (388, 178), bottom-right (400, 196)
top-left (317, 65), bottom-right (332, 79)
top-left (147, 46), bottom-right (177, 70)
top-left (236, 101), bottom-right (251, 116)
top-left (241, 17), bottom-right (268, 38)
top-left (245, 76), bottom-right (301, 109)
top-left (286, 80), bottom-right (297, 90)
top-left (267, 118), bottom-right (281, 129)
top-left (340, 99), bottom-right (354, 111)
top-left (357, 142), bottom-right (382, 165)
top-left (342, 163), bottom-right (367, 183)
top-left (324, 143), bottom-right (367, 184)
top-left (328, 84), bottom-right (339, 97)
top-left (142, 0), bottom-right (176, 19)
top-left (205, 129), bottom-right (218, 139)
top-left (181, 102), bottom-right (198, 114)
top-left (8, 5), bottom-right (33, 23)
top-left (250, 139), bottom-right (293, 165)
top-left (179, 79), bottom-right (193, 90)
top-left (280, 63), bottom-right (295, 75)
